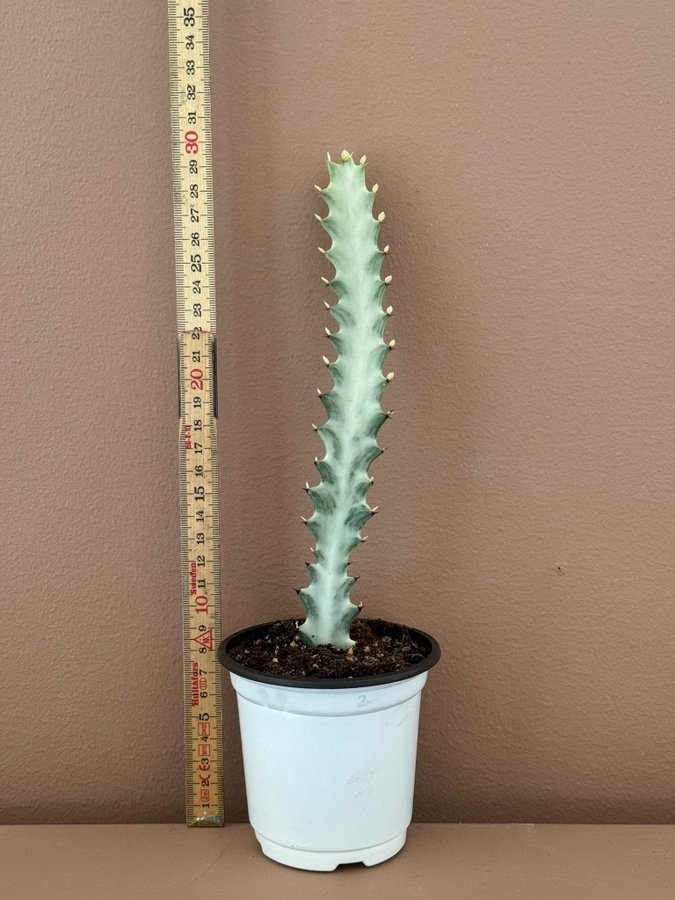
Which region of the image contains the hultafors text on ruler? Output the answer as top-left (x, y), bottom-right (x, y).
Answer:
top-left (169, 0), bottom-right (223, 826)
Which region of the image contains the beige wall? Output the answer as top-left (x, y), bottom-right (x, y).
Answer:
top-left (1, 0), bottom-right (673, 824)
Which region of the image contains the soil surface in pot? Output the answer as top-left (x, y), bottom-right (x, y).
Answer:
top-left (228, 618), bottom-right (428, 678)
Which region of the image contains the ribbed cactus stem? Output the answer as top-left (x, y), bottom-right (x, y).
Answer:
top-left (297, 151), bottom-right (393, 649)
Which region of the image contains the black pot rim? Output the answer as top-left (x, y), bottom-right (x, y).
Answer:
top-left (218, 618), bottom-right (441, 689)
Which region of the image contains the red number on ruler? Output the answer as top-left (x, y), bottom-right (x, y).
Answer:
top-left (190, 368), bottom-right (204, 389)
top-left (185, 130), bottom-right (199, 154)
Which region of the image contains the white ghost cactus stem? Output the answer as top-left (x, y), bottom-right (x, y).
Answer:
top-left (297, 150), bottom-right (394, 649)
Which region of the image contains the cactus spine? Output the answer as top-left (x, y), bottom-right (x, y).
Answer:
top-left (297, 150), bottom-right (393, 649)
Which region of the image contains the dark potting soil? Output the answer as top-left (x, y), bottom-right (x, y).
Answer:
top-left (227, 618), bottom-right (428, 679)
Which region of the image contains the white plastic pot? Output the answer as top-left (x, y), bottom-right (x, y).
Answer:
top-left (219, 621), bottom-right (440, 871)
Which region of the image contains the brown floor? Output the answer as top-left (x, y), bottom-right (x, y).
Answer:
top-left (1, 823), bottom-right (673, 900)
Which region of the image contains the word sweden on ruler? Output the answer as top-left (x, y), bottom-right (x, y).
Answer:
top-left (169, 0), bottom-right (223, 826)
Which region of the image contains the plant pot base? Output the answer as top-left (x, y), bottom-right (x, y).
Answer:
top-left (256, 829), bottom-right (407, 871)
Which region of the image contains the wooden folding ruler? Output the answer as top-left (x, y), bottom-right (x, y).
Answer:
top-left (168, 0), bottom-right (223, 826)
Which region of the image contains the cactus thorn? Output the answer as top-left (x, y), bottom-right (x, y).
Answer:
top-left (322, 355), bottom-right (330, 366)
top-left (384, 274), bottom-right (393, 284)
top-left (372, 505), bottom-right (379, 512)
top-left (300, 516), bottom-right (307, 523)
top-left (386, 305), bottom-right (393, 316)
top-left (314, 456), bottom-right (319, 463)
top-left (314, 184), bottom-right (322, 192)
top-left (377, 211), bottom-right (386, 222)
top-left (321, 276), bottom-right (330, 285)
top-left (359, 154), bottom-right (367, 164)
top-left (316, 387), bottom-right (322, 396)
top-left (370, 476), bottom-right (375, 484)
top-left (387, 409), bottom-right (394, 417)
top-left (311, 423), bottom-right (318, 430)
top-left (361, 535), bottom-right (369, 542)
top-left (372, 183), bottom-right (379, 193)
top-left (318, 246), bottom-right (326, 254)
top-left (306, 481), bottom-right (310, 489)
top-left (323, 300), bottom-right (331, 309)
top-left (353, 575), bottom-right (360, 581)
top-left (324, 326), bottom-right (332, 336)
top-left (326, 151), bottom-right (332, 161)
top-left (388, 339), bottom-right (396, 349)
top-left (386, 371), bottom-right (395, 382)
top-left (314, 213), bottom-right (323, 222)
top-left (340, 149), bottom-right (351, 160)
top-left (383, 244), bottom-right (390, 254)
top-left (310, 546), bottom-right (316, 554)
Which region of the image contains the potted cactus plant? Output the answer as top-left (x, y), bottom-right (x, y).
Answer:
top-left (219, 150), bottom-right (440, 871)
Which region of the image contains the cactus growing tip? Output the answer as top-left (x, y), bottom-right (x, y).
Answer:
top-left (325, 150), bottom-right (367, 165)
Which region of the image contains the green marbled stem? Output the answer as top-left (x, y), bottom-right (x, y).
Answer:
top-left (297, 151), bottom-right (393, 649)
